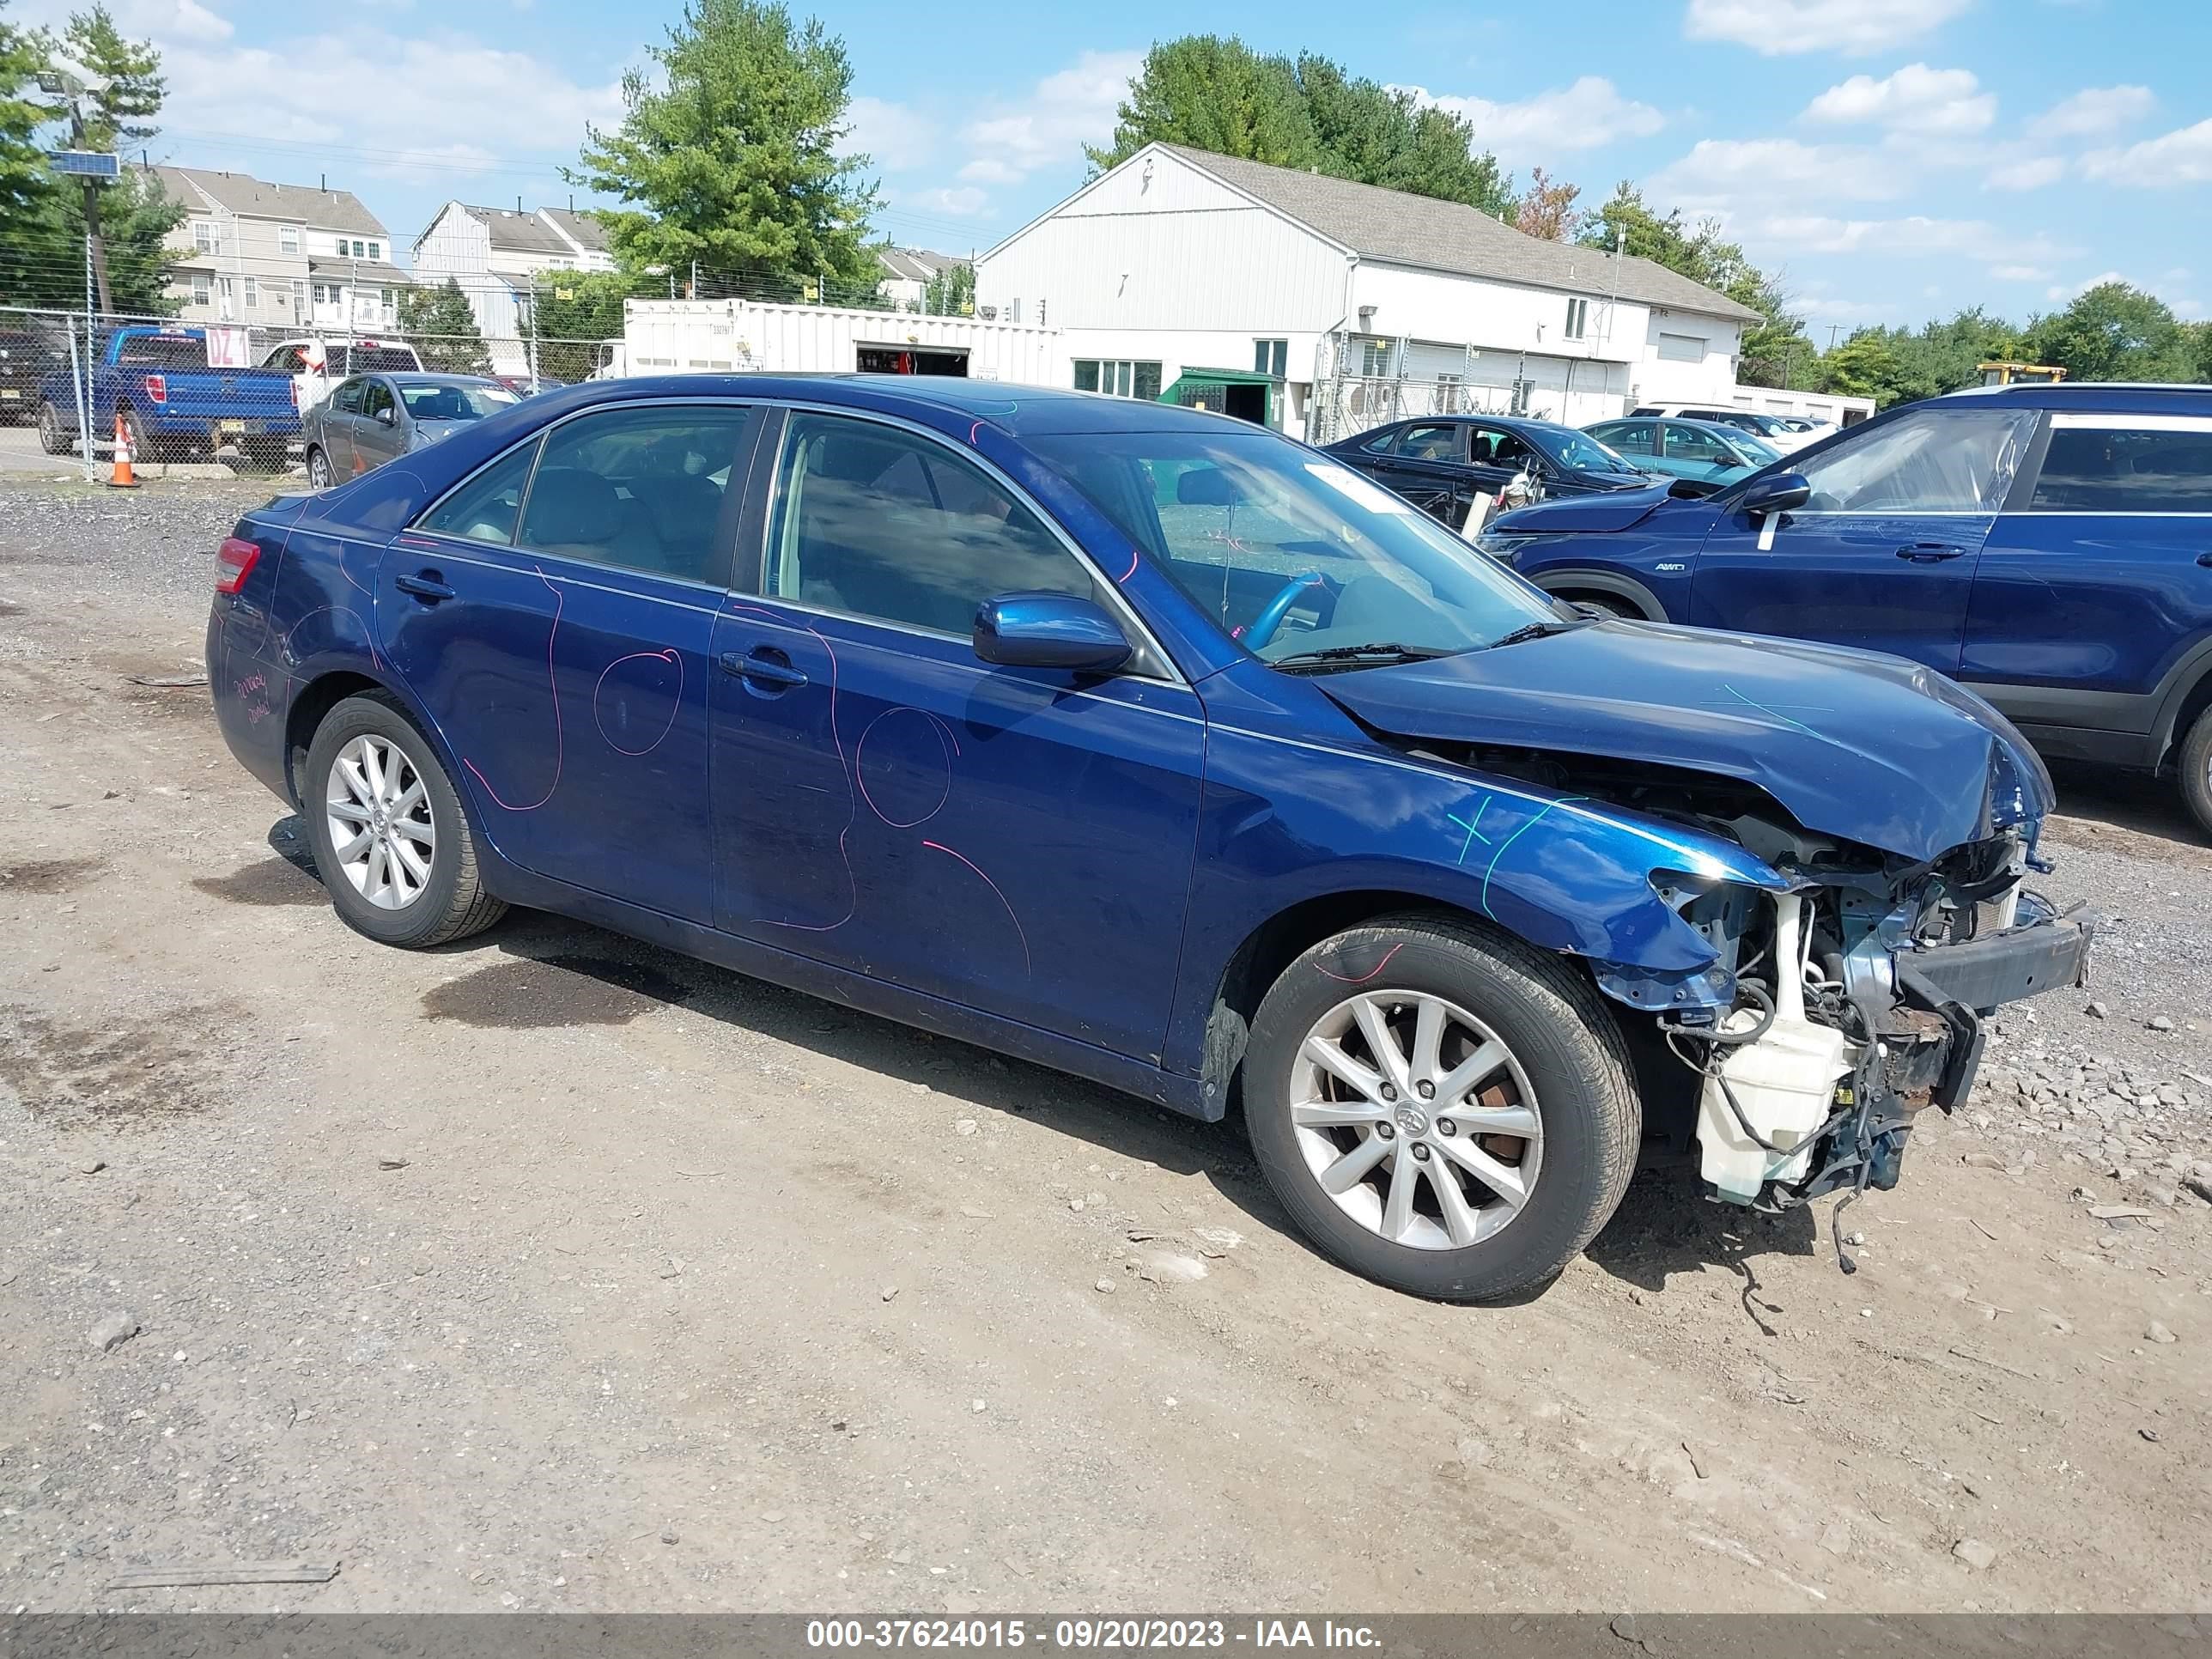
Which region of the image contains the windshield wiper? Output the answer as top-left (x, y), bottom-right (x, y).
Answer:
top-left (1484, 617), bottom-right (1597, 650)
top-left (1268, 642), bottom-right (1452, 673)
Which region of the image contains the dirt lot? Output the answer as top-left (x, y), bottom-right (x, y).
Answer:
top-left (2, 477), bottom-right (2208, 1615)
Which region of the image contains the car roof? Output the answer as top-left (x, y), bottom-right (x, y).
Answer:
top-left (510, 374), bottom-right (1273, 439)
top-left (1940, 381), bottom-right (2212, 411)
top-left (383, 372), bottom-right (504, 387)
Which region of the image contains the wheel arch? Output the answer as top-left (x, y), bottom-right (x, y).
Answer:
top-left (283, 666), bottom-right (460, 816)
top-left (2150, 639), bottom-right (2212, 770)
top-left (1527, 568), bottom-right (1668, 621)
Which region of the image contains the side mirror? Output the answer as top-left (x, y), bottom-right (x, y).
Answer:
top-left (974, 592), bottom-right (1131, 673)
top-left (1740, 471), bottom-right (1809, 516)
top-left (375, 405), bottom-right (397, 426)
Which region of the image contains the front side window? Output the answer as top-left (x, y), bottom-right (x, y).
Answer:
top-left (2027, 419), bottom-right (2212, 514)
top-left (1590, 421), bottom-right (1653, 456)
top-left (420, 441), bottom-right (539, 544)
top-left (360, 379), bottom-right (394, 421)
top-left (1468, 424), bottom-right (1537, 470)
top-left (767, 413), bottom-right (1101, 636)
top-left (1664, 422), bottom-right (1732, 465)
top-left (1030, 428), bottom-right (1558, 665)
top-left (1540, 427), bottom-right (1637, 473)
top-left (1793, 408), bottom-right (2038, 514)
top-left (516, 404), bottom-right (750, 584)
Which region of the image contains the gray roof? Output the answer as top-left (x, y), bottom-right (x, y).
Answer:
top-left (153, 167), bottom-right (387, 236)
top-left (876, 246), bottom-right (963, 283)
top-left (538, 207), bottom-right (610, 253)
top-left (1160, 145), bottom-right (1763, 325)
top-left (306, 257), bottom-right (414, 285)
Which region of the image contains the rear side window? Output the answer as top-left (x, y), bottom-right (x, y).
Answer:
top-left (419, 441), bottom-right (539, 545)
top-left (1395, 423), bottom-right (1463, 462)
top-left (515, 404), bottom-right (750, 585)
top-left (352, 347), bottom-right (420, 373)
top-left (2027, 420), bottom-right (2212, 514)
top-left (1590, 422), bottom-right (1652, 455)
top-left (116, 334), bottom-right (207, 368)
top-left (330, 379), bottom-right (364, 415)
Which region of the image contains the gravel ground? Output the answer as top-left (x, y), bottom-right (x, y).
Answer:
top-left (2, 476), bottom-right (2208, 1616)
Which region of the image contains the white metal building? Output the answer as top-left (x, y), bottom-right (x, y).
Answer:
top-left (411, 202), bottom-right (618, 368)
top-left (975, 143), bottom-right (1765, 439)
top-left (617, 298), bottom-right (1057, 386)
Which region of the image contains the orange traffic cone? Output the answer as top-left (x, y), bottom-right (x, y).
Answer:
top-left (107, 411), bottom-right (139, 489)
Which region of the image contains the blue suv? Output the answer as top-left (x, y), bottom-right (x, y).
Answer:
top-left (1484, 384), bottom-right (2212, 834)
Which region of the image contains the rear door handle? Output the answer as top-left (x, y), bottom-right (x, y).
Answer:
top-left (2197, 552), bottom-right (2212, 568)
top-left (394, 571), bottom-right (454, 602)
top-left (720, 648), bottom-right (808, 688)
top-left (1895, 543), bottom-right (1968, 562)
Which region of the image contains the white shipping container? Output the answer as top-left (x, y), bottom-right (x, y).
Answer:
top-left (620, 298), bottom-right (1060, 387)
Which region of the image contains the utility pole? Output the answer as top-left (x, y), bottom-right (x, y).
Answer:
top-left (1826, 324), bottom-right (1842, 351)
top-left (38, 58), bottom-right (115, 313)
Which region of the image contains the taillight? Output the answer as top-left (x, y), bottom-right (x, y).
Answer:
top-left (215, 536), bottom-right (260, 595)
top-left (289, 379), bottom-right (300, 410)
top-left (144, 373), bottom-right (167, 404)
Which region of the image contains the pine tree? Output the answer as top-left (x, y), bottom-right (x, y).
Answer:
top-left (398, 278), bottom-right (490, 374)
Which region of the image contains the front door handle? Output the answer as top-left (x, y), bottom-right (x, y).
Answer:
top-left (1895, 543), bottom-right (1968, 562)
top-left (719, 648), bottom-right (808, 689)
top-left (394, 571), bottom-right (455, 602)
top-left (2196, 552), bottom-right (2212, 568)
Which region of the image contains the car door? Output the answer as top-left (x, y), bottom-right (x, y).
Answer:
top-left (1464, 422), bottom-right (1534, 499)
top-left (382, 399), bottom-right (763, 923)
top-left (1962, 410), bottom-right (2212, 757)
top-left (1688, 404), bottom-right (2039, 672)
top-left (708, 407), bottom-right (1206, 1063)
top-left (321, 376), bottom-right (366, 476)
top-left (355, 377), bottom-right (403, 471)
top-left (1589, 420), bottom-right (1666, 478)
top-left (1369, 421), bottom-right (1474, 525)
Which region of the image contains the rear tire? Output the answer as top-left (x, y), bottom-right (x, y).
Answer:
top-left (36, 400), bottom-right (70, 455)
top-left (302, 693), bottom-right (507, 949)
top-left (2179, 705), bottom-right (2212, 840)
top-left (306, 446), bottom-right (332, 489)
top-left (1243, 913), bottom-right (1639, 1302)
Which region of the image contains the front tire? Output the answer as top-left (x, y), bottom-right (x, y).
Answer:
top-left (37, 400), bottom-right (71, 455)
top-left (2179, 705), bottom-right (2212, 839)
top-left (1243, 914), bottom-right (1639, 1302)
top-left (301, 694), bottom-right (506, 948)
top-left (306, 446), bottom-right (332, 489)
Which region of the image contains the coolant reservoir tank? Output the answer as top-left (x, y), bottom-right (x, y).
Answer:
top-left (1698, 894), bottom-right (1857, 1204)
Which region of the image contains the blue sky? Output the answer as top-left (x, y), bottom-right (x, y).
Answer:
top-left (24, 0), bottom-right (2212, 333)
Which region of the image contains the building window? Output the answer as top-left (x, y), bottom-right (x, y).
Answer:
top-left (292, 277), bottom-right (306, 311)
top-left (191, 273), bottom-right (210, 307)
top-left (1008, 298), bottom-right (1022, 325)
top-left (278, 224), bottom-right (300, 254)
top-left (1656, 332), bottom-right (1708, 362)
top-left (1254, 337), bottom-right (1289, 377)
top-left (191, 220), bottom-right (215, 252)
top-left (1565, 298), bottom-right (1589, 341)
top-left (1073, 360), bottom-right (1163, 400)
top-left (217, 276), bottom-right (235, 309)
top-left (243, 275), bottom-right (258, 307)
top-left (1358, 338), bottom-right (1394, 378)
top-left (368, 241), bottom-right (382, 262)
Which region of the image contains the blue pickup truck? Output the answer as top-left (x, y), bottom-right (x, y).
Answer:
top-left (37, 325), bottom-right (301, 469)
top-left (1480, 382), bottom-right (2212, 835)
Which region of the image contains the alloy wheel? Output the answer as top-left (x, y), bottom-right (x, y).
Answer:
top-left (1289, 989), bottom-right (1544, 1250)
top-left (307, 448), bottom-right (331, 489)
top-left (325, 733), bottom-right (435, 910)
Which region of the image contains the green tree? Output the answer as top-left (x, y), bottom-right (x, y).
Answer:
top-left (1818, 331), bottom-right (1906, 404)
top-left (2189, 319), bottom-right (2212, 383)
top-left (398, 278), bottom-right (490, 374)
top-left (527, 269), bottom-right (631, 340)
top-left (1086, 37), bottom-right (1511, 215)
top-left (0, 0), bottom-right (56, 234)
top-left (568, 0), bottom-right (880, 293)
top-left (2023, 282), bottom-right (2197, 382)
top-left (921, 258), bottom-right (972, 315)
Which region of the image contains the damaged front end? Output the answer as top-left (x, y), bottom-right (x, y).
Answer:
top-left (1643, 813), bottom-right (2094, 1244)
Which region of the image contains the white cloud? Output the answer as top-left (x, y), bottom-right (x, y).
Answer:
top-left (1989, 263), bottom-right (2053, 282)
top-left (1683, 0), bottom-right (1975, 55)
top-left (954, 49), bottom-right (1140, 190)
top-left (1984, 155), bottom-right (2065, 191)
top-left (2045, 270), bottom-right (2130, 300)
top-left (906, 185), bottom-right (989, 218)
top-left (1734, 214), bottom-right (2080, 272)
top-left (1418, 77), bottom-right (1664, 161)
top-left (842, 97), bottom-right (937, 173)
top-left (1649, 138), bottom-right (1905, 211)
top-left (2031, 84), bottom-right (2155, 139)
top-left (1803, 64), bottom-right (1995, 135)
top-left (2081, 118), bottom-right (2212, 185)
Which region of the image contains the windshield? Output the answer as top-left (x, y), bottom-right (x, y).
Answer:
top-left (1538, 427), bottom-right (1640, 473)
top-left (399, 381), bottom-right (518, 421)
top-left (1730, 431), bottom-right (1784, 464)
top-left (1029, 428), bottom-right (1561, 665)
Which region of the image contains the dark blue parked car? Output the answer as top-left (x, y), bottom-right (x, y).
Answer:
top-left (208, 378), bottom-right (2089, 1300)
top-left (1485, 383), bottom-right (2212, 835)
top-left (1324, 413), bottom-right (1656, 529)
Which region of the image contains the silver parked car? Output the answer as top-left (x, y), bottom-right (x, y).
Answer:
top-left (303, 373), bottom-right (520, 487)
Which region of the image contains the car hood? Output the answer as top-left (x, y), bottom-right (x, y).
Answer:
top-left (1492, 484), bottom-right (1676, 534)
top-left (1319, 620), bottom-right (2052, 862)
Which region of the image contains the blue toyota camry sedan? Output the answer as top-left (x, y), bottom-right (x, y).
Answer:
top-left (208, 376), bottom-right (2090, 1301)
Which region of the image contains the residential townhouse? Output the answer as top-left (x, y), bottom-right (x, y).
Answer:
top-left (154, 167), bottom-right (406, 331)
top-left (410, 202), bottom-right (617, 368)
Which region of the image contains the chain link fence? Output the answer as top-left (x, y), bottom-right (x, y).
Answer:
top-left (1, 304), bottom-right (614, 472)
top-left (1305, 374), bottom-right (1524, 446)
